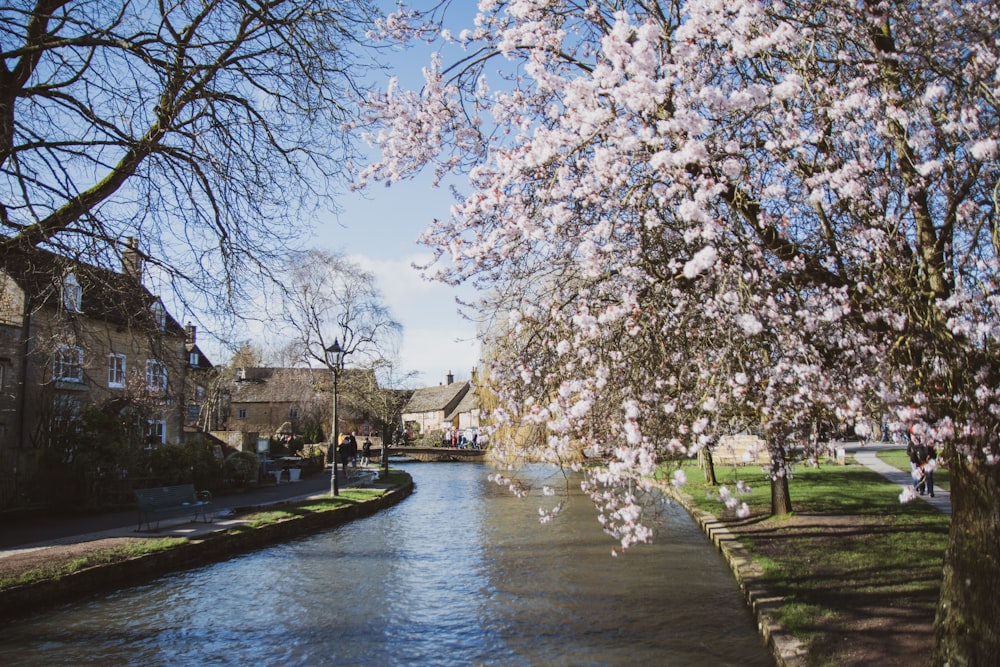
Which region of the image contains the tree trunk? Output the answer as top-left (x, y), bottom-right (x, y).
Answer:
top-left (699, 448), bottom-right (718, 486)
top-left (769, 444), bottom-right (793, 516)
top-left (931, 448), bottom-right (1000, 665)
top-left (770, 474), bottom-right (792, 516)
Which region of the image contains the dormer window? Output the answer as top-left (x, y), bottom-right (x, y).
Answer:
top-left (151, 300), bottom-right (166, 331)
top-left (62, 273), bottom-right (82, 312)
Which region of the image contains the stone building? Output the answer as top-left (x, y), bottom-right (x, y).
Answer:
top-left (0, 239), bottom-right (194, 506)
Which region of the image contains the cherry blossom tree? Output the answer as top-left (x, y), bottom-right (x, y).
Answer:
top-left (361, 1), bottom-right (1000, 661)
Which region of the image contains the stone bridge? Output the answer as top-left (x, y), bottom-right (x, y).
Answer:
top-left (386, 446), bottom-right (487, 463)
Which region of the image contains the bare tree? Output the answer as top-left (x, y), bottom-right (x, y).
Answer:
top-left (281, 248), bottom-right (402, 376)
top-left (0, 0), bottom-right (380, 324)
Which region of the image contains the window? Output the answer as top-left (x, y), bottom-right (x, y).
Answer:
top-left (189, 351), bottom-right (200, 367)
top-left (187, 404), bottom-right (201, 421)
top-left (195, 385), bottom-right (205, 400)
top-left (51, 394), bottom-right (82, 436)
top-left (145, 359), bottom-right (167, 392)
top-left (151, 300), bottom-right (166, 331)
top-left (288, 407), bottom-right (299, 419)
top-left (108, 354), bottom-right (126, 388)
top-left (146, 420), bottom-right (165, 448)
top-left (62, 272), bottom-right (82, 312)
top-left (53, 346), bottom-right (84, 383)
top-left (237, 408), bottom-right (248, 420)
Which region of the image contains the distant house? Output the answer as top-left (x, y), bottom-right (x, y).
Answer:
top-left (182, 323), bottom-right (222, 432)
top-left (226, 366), bottom-right (379, 444)
top-left (401, 371), bottom-right (479, 439)
top-left (0, 239), bottom-right (193, 506)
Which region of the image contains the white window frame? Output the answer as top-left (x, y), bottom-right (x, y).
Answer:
top-left (53, 346), bottom-right (84, 383)
top-left (108, 353), bottom-right (126, 388)
top-left (145, 359), bottom-right (167, 392)
top-left (146, 420), bottom-right (166, 448)
top-left (62, 272), bottom-right (82, 312)
top-left (189, 351), bottom-right (200, 367)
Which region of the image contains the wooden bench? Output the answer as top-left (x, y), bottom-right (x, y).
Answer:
top-left (134, 484), bottom-right (213, 532)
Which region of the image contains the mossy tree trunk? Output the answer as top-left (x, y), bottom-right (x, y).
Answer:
top-left (932, 443), bottom-right (1000, 665)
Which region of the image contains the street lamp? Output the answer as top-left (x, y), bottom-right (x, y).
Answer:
top-left (325, 338), bottom-right (345, 496)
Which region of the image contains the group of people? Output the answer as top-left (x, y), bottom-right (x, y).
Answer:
top-left (906, 430), bottom-right (938, 498)
top-left (441, 427), bottom-right (480, 449)
top-left (336, 432), bottom-right (374, 476)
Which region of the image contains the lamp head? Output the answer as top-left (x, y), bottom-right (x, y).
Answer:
top-left (325, 339), bottom-right (345, 366)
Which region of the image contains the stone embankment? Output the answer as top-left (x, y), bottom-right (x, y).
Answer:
top-left (0, 480), bottom-right (413, 620)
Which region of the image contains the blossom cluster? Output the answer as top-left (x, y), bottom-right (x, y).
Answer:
top-left (361, 0), bottom-right (1000, 550)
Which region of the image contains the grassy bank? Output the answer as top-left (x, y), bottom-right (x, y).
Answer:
top-left (666, 458), bottom-right (949, 666)
top-left (0, 471), bottom-right (410, 597)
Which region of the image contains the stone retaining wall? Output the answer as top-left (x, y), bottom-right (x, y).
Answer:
top-left (0, 482), bottom-right (413, 620)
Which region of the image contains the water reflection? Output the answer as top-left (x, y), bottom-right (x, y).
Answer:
top-left (0, 463), bottom-right (772, 666)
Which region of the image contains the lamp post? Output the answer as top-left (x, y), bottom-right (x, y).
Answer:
top-left (325, 339), bottom-right (345, 496)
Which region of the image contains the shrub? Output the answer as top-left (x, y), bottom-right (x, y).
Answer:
top-left (223, 451), bottom-right (259, 485)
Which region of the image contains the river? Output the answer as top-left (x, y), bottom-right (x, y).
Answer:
top-left (0, 462), bottom-right (773, 666)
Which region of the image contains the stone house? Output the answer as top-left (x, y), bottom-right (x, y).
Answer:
top-left (226, 366), bottom-right (379, 445)
top-left (401, 372), bottom-right (477, 439)
top-left (0, 239), bottom-right (195, 506)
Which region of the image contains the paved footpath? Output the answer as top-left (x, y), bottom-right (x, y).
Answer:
top-left (0, 448), bottom-right (949, 563)
top-left (841, 442), bottom-right (951, 515)
top-left (0, 466), bottom-right (381, 557)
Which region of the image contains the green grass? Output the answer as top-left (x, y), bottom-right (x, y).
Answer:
top-left (664, 459), bottom-right (949, 664)
top-left (0, 537), bottom-right (187, 590)
top-left (1, 470), bottom-right (412, 592)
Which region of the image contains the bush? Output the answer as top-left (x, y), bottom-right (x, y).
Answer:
top-left (223, 451), bottom-right (259, 485)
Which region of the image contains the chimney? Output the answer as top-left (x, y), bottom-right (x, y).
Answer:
top-left (122, 237), bottom-right (143, 282)
top-left (446, 371), bottom-right (454, 384)
top-left (185, 322), bottom-right (196, 344)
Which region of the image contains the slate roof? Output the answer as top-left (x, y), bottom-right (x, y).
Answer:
top-left (1, 242), bottom-right (183, 335)
top-left (231, 366), bottom-right (372, 403)
top-left (446, 385), bottom-right (479, 421)
top-left (404, 381), bottom-right (470, 414)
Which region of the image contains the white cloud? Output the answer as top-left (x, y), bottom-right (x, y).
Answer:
top-left (352, 253), bottom-right (481, 386)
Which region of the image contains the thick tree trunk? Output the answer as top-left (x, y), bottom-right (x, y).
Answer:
top-left (769, 445), bottom-right (793, 516)
top-left (699, 448), bottom-right (718, 486)
top-left (931, 449), bottom-right (1000, 665)
top-left (770, 474), bottom-right (792, 516)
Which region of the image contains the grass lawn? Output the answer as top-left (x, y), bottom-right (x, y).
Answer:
top-left (662, 459), bottom-right (949, 666)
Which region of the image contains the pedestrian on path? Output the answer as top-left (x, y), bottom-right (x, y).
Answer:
top-left (362, 437), bottom-right (372, 466)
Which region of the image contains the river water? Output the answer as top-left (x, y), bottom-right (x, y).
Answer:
top-left (0, 463), bottom-right (773, 666)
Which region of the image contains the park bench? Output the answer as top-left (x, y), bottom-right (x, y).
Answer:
top-left (134, 484), bottom-right (213, 532)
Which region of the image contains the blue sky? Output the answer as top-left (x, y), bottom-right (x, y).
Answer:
top-left (313, 2), bottom-right (485, 388)
top-left (195, 2), bottom-right (484, 388)
top-left (318, 170), bottom-right (481, 389)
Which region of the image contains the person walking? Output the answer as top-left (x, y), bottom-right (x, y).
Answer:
top-left (917, 441), bottom-right (938, 498)
top-left (338, 435), bottom-right (351, 478)
top-left (362, 437), bottom-right (372, 466)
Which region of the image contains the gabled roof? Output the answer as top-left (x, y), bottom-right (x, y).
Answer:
top-left (0, 242), bottom-right (183, 334)
top-left (231, 367), bottom-right (329, 403)
top-left (404, 381), bottom-right (470, 414)
top-left (186, 343), bottom-right (214, 370)
top-left (446, 386), bottom-right (479, 421)
top-left (231, 366), bottom-right (372, 404)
